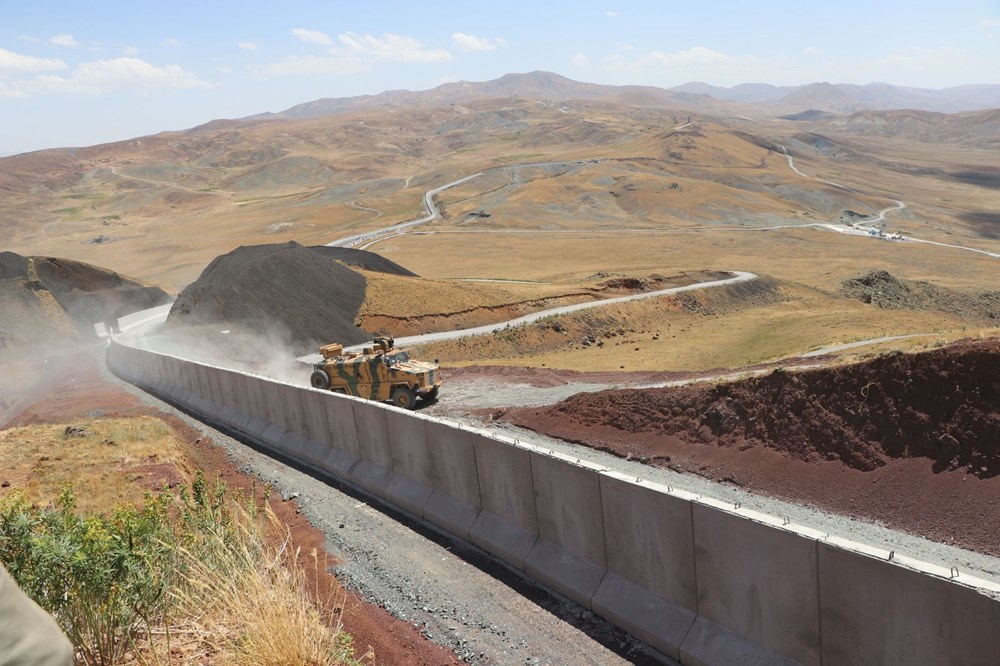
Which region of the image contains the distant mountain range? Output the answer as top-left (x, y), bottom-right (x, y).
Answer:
top-left (670, 80), bottom-right (1000, 114)
top-left (249, 71), bottom-right (1000, 123)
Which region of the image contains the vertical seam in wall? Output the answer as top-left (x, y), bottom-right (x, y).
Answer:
top-left (349, 399), bottom-right (364, 462)
top-left (815, 539), bottom-right (824, 666)
top-left (689, 500), bottom-right (700, 615)
top-left (527, 447), bottom-right (542, 539)
top-left (596, 472), bottom-right (609, 573)
top-left (464, 426), bottom-right (484, 509)
top-left (677, 499), bottom-right (700, 656)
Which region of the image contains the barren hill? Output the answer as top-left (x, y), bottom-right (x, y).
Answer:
top-left (165, 242), bottom-right (418, 351)
top-left (823, 108), bottom-right (1000, 145)
top-left (0, 251), bottom-right (170, 350)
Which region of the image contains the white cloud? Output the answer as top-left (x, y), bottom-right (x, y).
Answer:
top-left (605, 10), bottom-right (620, 17)
top-left (802, 46), bottom-right (820, 55)
top-left (0, 79), bottom-right (29, 98)
top-left (291, 28), bottom-right (332, 46)
top-left (256, 54), bottom-right (364, 77)
top-left (50, 34), bottom-right (78, 48)
top-left (615, 42), bottom-right (636, 52)
top-left (639, 46), bottom-right (735, 66)
top-left (163, 37), bottom-right (180, 48)
top-left (336, 32), bottom-right (451, 62)
top-left (980, 18), bottom-right (1000, 28)
top-left (238, 41), bottom-right (261, 51)
top-left (219, 66), bottom-right (234, 74)
top-left (26, 57), bottom-right (210, 94)
top-left (0, 47), bottom-right (67, 75)
top-left (451, 32), bottom-right (502, 52)
top-left (122, 45), bottom-right (139, 55)
top-left (571, 53), bottom-right (591, 67)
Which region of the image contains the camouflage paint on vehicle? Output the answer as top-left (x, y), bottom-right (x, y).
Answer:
top-left (311, 337), bottom-right (441, 409)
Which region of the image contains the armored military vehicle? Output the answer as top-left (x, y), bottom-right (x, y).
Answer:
top-left (310, 337), bottom-right (441, 410)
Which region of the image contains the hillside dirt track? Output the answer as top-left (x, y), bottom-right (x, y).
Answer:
top-left (507, 338), bottom-right (1000, 556)
top-left (2, 347), bottom-right (460, 666)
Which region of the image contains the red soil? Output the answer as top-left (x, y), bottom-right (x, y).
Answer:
top-left (508, 338), bottom-right (1000, 556)
top-left (4, 347), bottom-right (458, 666)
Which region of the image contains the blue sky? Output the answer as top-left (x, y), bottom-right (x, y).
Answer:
top-left (1, 0), bottom-right (998, 154)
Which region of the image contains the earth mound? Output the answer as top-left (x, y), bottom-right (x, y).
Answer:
top-left (0, 251), bottom-right (170, 348)
top-left (842, 269), bottom-right (1000, 321)
top-left (309, 246), bottom-right (417, 276)
top-left (166, 242), bottom-right (414, 351)
top-left (511, 338), bottom-right (1000, 478)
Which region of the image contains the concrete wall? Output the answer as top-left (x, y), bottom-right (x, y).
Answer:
top-left (106, 341), bottom-right (1000, 665)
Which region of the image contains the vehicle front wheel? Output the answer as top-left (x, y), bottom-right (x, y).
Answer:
top-left (391, 386), bottom-right (417, 410)
top-left (310, 370), bottom-right (331, 390)
top-left (420, 386), bottom-right (440, 402)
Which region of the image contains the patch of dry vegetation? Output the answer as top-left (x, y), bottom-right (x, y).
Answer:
top-left (0, 418), bottom-right (367, 666)
top-left (0, 416), bottom-right (191, 510)
top-left (416, 280), bottom-right (969, 372)
top-left (357, 270), bottom-right (596, 336)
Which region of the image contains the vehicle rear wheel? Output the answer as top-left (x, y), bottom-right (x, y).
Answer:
top-left (391, 385), bottom-right (417, 410)
top-left (420, 386), bottom-right (440, 402)
top-left (310, 370), bottom-right (331, 390)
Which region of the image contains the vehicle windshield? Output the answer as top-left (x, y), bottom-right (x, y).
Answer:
top-left (387, 351), bottom-right (410, 364)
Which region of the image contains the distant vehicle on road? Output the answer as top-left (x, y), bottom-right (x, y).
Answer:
top-left (310, 337), bottom-right (441, 409)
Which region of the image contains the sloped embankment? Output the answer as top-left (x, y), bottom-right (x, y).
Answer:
top-left (513, 338), bottom-right (1000, 477)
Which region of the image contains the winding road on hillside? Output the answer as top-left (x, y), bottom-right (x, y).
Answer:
top-left (304, 270), bottom-right (760, 361)
top-left (327, 159), bottom-right (601, 249)
top-left (333, 139), bottom-right (996, 260)
top-left (776, 144), bottom-right (999, 258)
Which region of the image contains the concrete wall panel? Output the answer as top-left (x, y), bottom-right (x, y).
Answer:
top-left (386, 410), bottom-right (432, 486)
top-left (421, 421), bottom-right (482, 539)
top-left (383, 474), bottom-right (432, 517)
top-left (472, 434), bottom-right (536, 533)
top-left (351, 460), bottom-right (392, 498)
top-left (384, 411), bottom-right (433, 517)
top-left (277, 382), bottom-right (308, 440)
top-left (352, 400), bottom-right (392, 468)
top-left (592, 573), bottom-right (696, 661)
top-left (599, 472), bottom-right (696, 608)
top-left (425, 421), bottom-right (481, 508)
top-left (175, 362), bottom-right (200, 394)
top-left (202, 365), bottom-right (226, 405)
top-left (299, 390), bottom-right (361, 457)
top-left (469, 434), bottom-right (538, 569)
top-left (529, 451), bottom-right (605, 566)
top-left (692, 502), bottom-right (821, 666)
top-left (257, 380), bottom-right (288, 429)
top-left (319, 445), bottom-right (360, 480)
top-left (422, 491), bottom-right (481, 541)
top-left (680, 616), bottom-right (800, 666)
top-left (209, 368), bottom-right (239, 413)
top-left (190, 364), bottom-right (214, 399)
top-left (818, 542), bottom-right (1000, 666)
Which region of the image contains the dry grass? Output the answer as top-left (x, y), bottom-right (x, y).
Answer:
top-left (0, 416), bottom-right (192, 511)
top-left (160, 505), bottom-right (369, 666)
top-left (0, 415), bottom-right (365, 666)
top-left (416, 282), bottom-right (969, 372)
